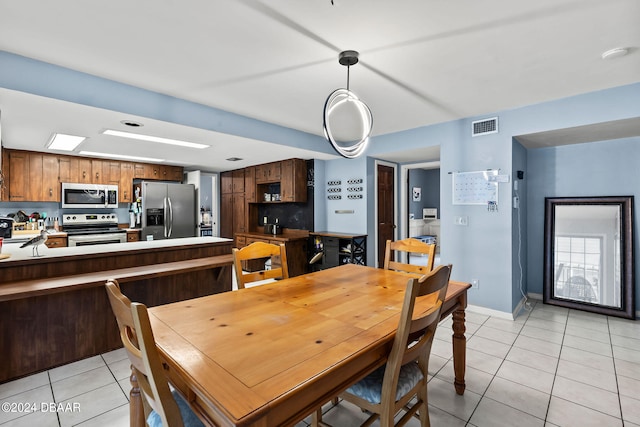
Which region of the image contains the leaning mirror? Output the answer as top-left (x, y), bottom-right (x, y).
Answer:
top-left (544, 196), bottom-right (635, 319)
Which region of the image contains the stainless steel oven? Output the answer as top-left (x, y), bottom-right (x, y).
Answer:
top-left (63, 213), bottom-right (127, 246)
top-left (68, 232), bottom-right (127, 247)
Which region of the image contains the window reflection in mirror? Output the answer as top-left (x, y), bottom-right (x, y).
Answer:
top-left (553, 205), bottom-right (620, 308)
top-left (544, 196), bottom-right (635, 319)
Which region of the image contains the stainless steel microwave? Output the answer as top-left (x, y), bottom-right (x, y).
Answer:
top-left (61, 183), bottom-right (119, 209)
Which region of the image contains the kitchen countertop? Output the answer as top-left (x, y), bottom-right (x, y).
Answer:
top-left (236, 229), bottom-right (310, 241)
top-left (0, 236), bottom-right (232, 263)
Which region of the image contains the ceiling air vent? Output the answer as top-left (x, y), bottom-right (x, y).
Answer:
top-left (472, 117), bottom-right (498, 137)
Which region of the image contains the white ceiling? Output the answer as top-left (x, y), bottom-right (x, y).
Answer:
top-left (0, 0), bottom-right (639, 171)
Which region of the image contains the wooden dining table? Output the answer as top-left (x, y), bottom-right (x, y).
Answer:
top-left (138, 264), bottom-right (470, 427)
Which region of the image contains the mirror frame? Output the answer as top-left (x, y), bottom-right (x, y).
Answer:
top-left (543, 196), bottom-right (635, 319)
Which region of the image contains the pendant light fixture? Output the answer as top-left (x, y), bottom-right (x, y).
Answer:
top-left (323, 50), bottom-right (373, 159)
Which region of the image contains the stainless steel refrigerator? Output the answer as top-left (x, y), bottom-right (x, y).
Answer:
top-left (141, 181), bottom-right (196, 240)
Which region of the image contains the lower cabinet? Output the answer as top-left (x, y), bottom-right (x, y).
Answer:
top-left (127, 230), bottom-right (141, 242)
top-left (309, 232), bottom-right (367, 271)
top-left (234, 232), bottom-right (308, 277)
top-left (44, 235), bottom-right (68, 248)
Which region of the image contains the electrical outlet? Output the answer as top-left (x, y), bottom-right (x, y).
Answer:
top-left (471, 279), bottom-right (479, 289)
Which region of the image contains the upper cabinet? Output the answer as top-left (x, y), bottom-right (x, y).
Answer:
top-left (228, 158), bottom-right (307, 204)
top-left (244, 166), bottom-right (256, 203)
top-left (119, 162), bottom-right (135, 203)
top-left (1, 149), bottom-right (182, 203)
top-left (255, 162), bottom-right (281, 184)
top-left (280, 159), bottom-right (307, 203)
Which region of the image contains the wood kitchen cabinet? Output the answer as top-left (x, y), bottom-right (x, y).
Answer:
top-left (2, 149), bottom-right (183, 202)
top-left (44, 235), bottom-right (68, 248)
top-left (280, 158), bottom-right (307, 202)
top-left (220, 171), bottom-right (233, 194)
top-left (220, 169), bottom-right (247, 238)
top-left (8, 151), bottom-right (28, 201)
top-left (7, 151), bottom-right (60, 202)
top-left (103, 161), bottom-right (121, 186)
top-left (40, 154), bottom-right (60, 201)
top-left (244, 166), bottom-right (256, 203)
top-left (235, 230), bottom-right (309, 277)
top-left (255, 161), bottom-right (281, 183)
top-left (59, 156), bottom-right (79, 183)
top-left (77, 158), bottom-right (93, 183)
top-left (126, 229), bottom-right (141, 242)
top-left (134, 163), bottom-right (147, 179)
top-left (232, 169), bottom-right (245, 193)
top-left (220, 192), bottom-right (246, 238)
top-left (119, 162), bottom-right (134, 203)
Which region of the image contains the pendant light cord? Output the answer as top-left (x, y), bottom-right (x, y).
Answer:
top-left (346, 65), bottom-right (350, 91)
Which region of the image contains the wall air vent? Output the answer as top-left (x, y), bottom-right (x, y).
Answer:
top-left (472, 117), bottom-right (498, 137)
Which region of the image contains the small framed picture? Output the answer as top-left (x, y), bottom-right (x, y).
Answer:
top-left (412, 187), bottom-right (421, 202)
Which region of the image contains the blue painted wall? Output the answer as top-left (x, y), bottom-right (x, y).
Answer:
top-left (526, 136), bottom-right (640, 305)
top-left (408, 169), bottom-right (440, 219)
top-left (0, 51), bottom-right (333, 155)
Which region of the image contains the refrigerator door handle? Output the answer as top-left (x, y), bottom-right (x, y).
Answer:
top-left (163, 197), bottom-right (168, 238)
top-left (167, 197), bottom-right (173, 237)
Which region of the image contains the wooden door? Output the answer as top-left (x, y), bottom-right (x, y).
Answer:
top-left (377, 164), bottom-right (395, 267)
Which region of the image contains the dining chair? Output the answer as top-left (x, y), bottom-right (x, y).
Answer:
top-left (105, 280), bottom-right (204, 427)
top-left (232, 241), bottom-right (289, 289)
top-left (312, 264), bottom-right (452, 427)
top-left (383, 238), bottom-right (436, 276)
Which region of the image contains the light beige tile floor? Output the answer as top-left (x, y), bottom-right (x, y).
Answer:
top-left (1, 299), bottom-right (639, 426)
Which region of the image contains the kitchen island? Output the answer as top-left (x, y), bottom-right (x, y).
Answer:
top-left (0, 236), bottom-right (233, 383)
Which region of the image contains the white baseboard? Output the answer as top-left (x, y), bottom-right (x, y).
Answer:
top-left (466, 304), bottom-right (514, 321)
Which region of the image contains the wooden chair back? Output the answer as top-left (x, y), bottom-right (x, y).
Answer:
top-left (383, 238), bottom-right (436, 276)
top-left (232, 241), bottom-right (289, 289)
top-left (378, 263), bottom-right (451, 425)
top-left (105, 280), bottom-right (184, 427)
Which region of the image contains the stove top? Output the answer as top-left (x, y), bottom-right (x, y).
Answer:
top-left (63, 213), bottom-right (118, 226)
top-left (62, 213), bottom-right (125, 235)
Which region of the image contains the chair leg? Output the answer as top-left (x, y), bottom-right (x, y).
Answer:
top-left (417, 384), bottom-right (430, 427)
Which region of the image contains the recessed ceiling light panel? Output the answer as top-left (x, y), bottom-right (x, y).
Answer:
top-left (101, 129), bottom-right (209, 149)
top-left (46, 133), bottom-right (86, 151)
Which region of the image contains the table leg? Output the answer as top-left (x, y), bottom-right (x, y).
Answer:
top-left (451, 308), bottom-right (466, 395)
top-left (130, 367), bottom-right (145, 427)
